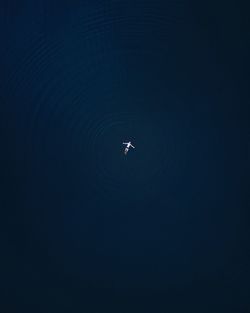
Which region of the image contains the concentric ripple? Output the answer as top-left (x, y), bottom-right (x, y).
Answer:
top-left (70, 110), bottom-right (174, 202)
top-left (0, 1), bottom-right (188, 204)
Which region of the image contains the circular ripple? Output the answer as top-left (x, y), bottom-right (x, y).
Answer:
top-left (71, 110), bottom-right (173, 202)
top-left (0, 1), bottom-right (188, 204)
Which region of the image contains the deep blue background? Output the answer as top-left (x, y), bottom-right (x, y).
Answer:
top-left (0, 1), bottom-right (249, 312)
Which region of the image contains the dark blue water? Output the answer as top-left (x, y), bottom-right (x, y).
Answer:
top-left (0, 1), bottom-right (249, 312)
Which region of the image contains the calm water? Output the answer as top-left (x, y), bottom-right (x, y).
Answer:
top-left (0, 1), bottom-right (249, 312)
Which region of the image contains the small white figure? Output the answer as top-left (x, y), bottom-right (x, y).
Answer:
top-left (123, 141), bottom-right (135, 155)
